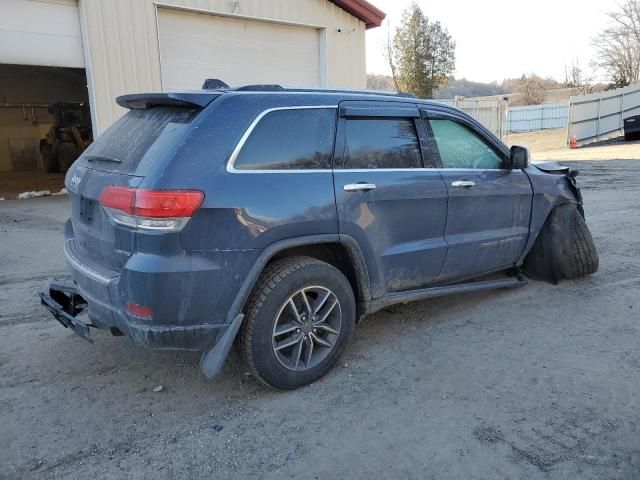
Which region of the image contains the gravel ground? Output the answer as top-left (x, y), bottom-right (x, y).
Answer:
top-left (1, 160), bottom-right (639, 479)
top-left (506, 129), bottom-right (640, 162)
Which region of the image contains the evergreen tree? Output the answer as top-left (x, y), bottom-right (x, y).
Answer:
top-left (388, 3), bottom-right (456, 98)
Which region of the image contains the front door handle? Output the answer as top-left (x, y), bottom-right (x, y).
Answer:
top-left (344, 183), bottom-right (377, 192)
top-left (451, 180), bottom-right (476, 188)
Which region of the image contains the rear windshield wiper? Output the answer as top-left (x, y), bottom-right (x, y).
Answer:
top-left (84, 154), bottom-right (123, 164)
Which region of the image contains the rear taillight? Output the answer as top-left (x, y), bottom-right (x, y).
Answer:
top-left (100, 186), bottom-right (204, 231)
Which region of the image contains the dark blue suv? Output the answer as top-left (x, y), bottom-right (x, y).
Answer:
top-left (41, 86), bottom-right (598, 389)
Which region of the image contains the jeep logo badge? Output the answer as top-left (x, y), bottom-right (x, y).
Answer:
top-left (70, 173), bottom-right (82, 190)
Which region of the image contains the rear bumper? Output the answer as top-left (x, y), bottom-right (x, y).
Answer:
top-left (41, 279), bottom-right (230, 350)
top-left (85, 293), bottom-right (229, 350)
top-left (60, 235), bottom-right (254, 351)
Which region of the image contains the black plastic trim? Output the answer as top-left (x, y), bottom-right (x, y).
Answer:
top-left (368, 274), bottom-right (528, 314)
top-left (227, 234), bottom-right (372, 323)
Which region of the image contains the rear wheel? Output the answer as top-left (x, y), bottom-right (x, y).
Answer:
top-left (523, 204), bottom-right (599, 283)
top-left (238, 256), bottom-right (356, 390)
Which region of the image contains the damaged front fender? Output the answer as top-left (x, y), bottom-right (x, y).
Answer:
top-left (532, 162), bottom-right (584, 213)
top-left (519, 163), bottom-right (585, 264)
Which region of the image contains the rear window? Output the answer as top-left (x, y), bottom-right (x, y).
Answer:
top-left (233, 108), bottom-right (336, 171)
top-left (80, 106), bottom-right (198, 174)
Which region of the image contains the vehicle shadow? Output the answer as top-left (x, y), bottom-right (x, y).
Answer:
top-left (25, 276), bottom-right (556, 402)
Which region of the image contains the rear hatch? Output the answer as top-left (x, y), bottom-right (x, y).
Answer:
top-left (66, 92), bottom-right (217, 272)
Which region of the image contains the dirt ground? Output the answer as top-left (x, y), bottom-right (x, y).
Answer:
top-left (507, 128), bottom-right (640, 161)
top-left (2, 160), bottom-right (640, 479)
top-left (0, 171), bottom-right (66, 200)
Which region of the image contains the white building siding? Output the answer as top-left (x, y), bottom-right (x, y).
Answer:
top-left (157, 9), bottom-right (322, 90)
top-left (79, 0), bottom-right (366, 134)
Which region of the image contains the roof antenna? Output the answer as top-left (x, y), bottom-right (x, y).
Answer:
top-left (202, 79), bottom-right (230, 90)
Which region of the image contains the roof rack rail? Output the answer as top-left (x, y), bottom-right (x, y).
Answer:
top-left (232, 84), bottom-right (416, 98)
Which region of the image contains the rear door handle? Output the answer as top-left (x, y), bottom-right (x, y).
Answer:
top-left (344, 183), bottom-right (377, 192)
top-left (451, 180), bottom-right (476, 188)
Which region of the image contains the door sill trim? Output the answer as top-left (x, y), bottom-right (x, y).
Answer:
top-left (367, 274), bottom-right (528, 314)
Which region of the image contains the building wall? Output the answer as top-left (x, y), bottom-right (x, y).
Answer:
top-left (80, 0), bottom-right (367, 134)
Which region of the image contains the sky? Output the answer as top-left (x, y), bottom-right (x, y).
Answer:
top-left (365, 0), bottom-right (620, 83)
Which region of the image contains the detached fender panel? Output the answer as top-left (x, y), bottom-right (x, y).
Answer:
top-left (519, 164), bottom-right (583, 264)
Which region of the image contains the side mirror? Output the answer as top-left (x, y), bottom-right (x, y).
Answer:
top-left (510, 145), bottom-right (530, 169)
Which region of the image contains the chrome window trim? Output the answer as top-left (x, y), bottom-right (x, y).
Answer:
top-left (226, 106), bottom-right (520, 174)
top-left (226, 105), bottom-right (338, 174)
top-left (335, 168), bottom-right (521, 173)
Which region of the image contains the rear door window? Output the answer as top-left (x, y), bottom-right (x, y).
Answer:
top-left (79, 106), bottom-right (198, 174)
top-left (341, 118), bottom-right (422, 169)
top-left (232, 108), bottom-right (336, 170)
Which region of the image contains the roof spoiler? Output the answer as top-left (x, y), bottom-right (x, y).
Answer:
top-left (116, 92), bottom-right (218, 110)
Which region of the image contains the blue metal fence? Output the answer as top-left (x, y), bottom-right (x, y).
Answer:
top-left (507, 102), bottom-right (569, 132)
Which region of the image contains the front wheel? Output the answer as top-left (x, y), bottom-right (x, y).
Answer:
top-left (523, 204), bottom-right (599, 283)
top-left (238, 256), bottom-right (356, 390)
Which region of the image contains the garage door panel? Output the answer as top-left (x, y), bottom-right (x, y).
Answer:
top-left (161, 59), bottom-right (319, 92)
top-left (0, 0), bottom-right (84, 68)
top-left (160, 32), bottom-right (319, 59)
top-left (161, 34), bottom-right (319, 71)
top-left (158, 9), bottom-right (321, 91)
top-left (158, 10), bottom-right (317, 39)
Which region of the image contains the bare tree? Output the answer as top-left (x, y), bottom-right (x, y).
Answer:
top-left (383, 20), bottom-right (401, 92)
top-left (593, 0), bottom-right (640, 87)
top-left (367, 74), bottom-right (394, 91)
top-left (514, 74), bottom-right (546, 106)
top-left (564, 59), bottom-right (595, 95)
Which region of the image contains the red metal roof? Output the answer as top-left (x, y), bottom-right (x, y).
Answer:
top-left (329, 0), bottom-right (385, 29)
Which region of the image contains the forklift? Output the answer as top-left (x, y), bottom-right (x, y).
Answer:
top-left (40, 102), bottom-right (93, 173)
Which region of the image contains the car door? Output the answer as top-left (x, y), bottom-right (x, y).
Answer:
top-left (333, 101), bottom-right (449, 296)
top-left (423, 109), bottom-right (533, 281)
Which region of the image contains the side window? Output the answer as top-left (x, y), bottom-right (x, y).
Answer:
top-left (233, 108), bottom-right (336, 170)
top-left (429, 119), bottom-right (505, 169)
top-left (343, 118), bottom-right (422, 169)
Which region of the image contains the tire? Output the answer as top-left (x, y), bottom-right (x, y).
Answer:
top-left (41, 144), bottom-right (59, 173)
top-left (523, 204), bottom-right (599, 283)
top-left (57, 143), bottom-right (79, 173)
top-left (238, 256), bottom-right (356, 390)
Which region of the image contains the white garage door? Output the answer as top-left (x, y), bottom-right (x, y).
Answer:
top-left (0, 0), bottom-right (84, 68)
top-left (157, 9), bottom-right (322, 91)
